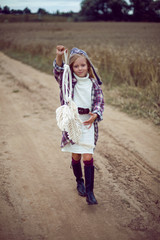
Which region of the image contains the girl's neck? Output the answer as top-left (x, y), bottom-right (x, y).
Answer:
top-left (73, 73), bottom-right (89, 81)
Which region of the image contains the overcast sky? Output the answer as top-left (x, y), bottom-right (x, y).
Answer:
top-left (0, 0), bottom-right (82, 13)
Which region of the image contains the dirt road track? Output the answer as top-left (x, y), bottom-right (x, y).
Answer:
top-left (0, 52), bottom-right (160, 240)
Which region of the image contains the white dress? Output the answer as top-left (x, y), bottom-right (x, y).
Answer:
top-left (62, 73), bottom-right (95, 154)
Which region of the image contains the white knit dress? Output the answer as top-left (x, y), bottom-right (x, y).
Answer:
top-left (62, 73), bottom-right (95, 154)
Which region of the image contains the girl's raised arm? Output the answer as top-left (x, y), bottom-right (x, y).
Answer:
top-left (56, 45), bottom-right (66, 67)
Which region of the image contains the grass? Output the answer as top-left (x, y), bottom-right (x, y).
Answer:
top-left (104, 85), bottom-right (160, 125)
top-left (0, 14), bottom-right (68, 23)
top-left (0, 21), bottom-right (160, 125)
top-left (5, 50), bottom-right (53, 75)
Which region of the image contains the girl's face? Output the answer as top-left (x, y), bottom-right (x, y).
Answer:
top-left (72, 56), bottom-right (88, 77)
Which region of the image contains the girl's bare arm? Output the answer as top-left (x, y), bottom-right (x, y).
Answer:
top-left (56, 45), bottom-right (66, 66)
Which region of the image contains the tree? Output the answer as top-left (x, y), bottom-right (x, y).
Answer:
top-left (80, 0), bottom-right (111, 20)
top-left (11, 9), bottom-right (23, 14)
top-left (3, 5), bottom-right (10, 14)
top-left (56, 10), bottom-right (60, 16)
top-left (108, 0), bottom-right (130, 20)
top-left (80, 0), bottom-right (160, 21)
top-left (147, 0), bottom-right (160, 21)
top-left (37, 8), bottom-right (48, 15)
top-left (23, 7), bottom-right (31, 14)
top-left (129, 0), bottom-right (160, 21)
top-left (80, 0), bottom-right (129, 21)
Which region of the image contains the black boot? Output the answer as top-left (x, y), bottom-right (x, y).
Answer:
top-left (72, 161), bottom-right (86, 197)
top-left (84, 166), bottom-right (98, 205)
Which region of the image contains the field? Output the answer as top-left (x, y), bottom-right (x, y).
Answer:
top-left (0, 21), bottom-right (160, 124)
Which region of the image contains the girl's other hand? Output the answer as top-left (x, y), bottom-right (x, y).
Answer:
top-left (56, 45), bottom-right (67, 56)
top-left (83, 112), bottom-right (98, 129)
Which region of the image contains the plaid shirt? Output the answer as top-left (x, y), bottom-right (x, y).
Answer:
top-left (53, 60), bottom-right (104, 148)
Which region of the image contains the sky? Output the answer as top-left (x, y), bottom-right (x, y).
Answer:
top-left (0, 0), bottom-right (82, 13)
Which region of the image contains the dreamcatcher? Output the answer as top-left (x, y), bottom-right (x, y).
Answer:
top-left (56, 50), bottom-right (83, 143)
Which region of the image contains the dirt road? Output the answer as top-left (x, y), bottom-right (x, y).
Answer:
top-left (0, 52), bottom-right (160, 240)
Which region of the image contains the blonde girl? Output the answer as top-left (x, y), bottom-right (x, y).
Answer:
top-left (53, 45), bottom-right (104, 205)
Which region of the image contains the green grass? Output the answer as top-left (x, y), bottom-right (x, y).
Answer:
top-left (0, 14), bottom-right (68, 23)
top-left (4, 50), bottom-right (53, 75)
top-left (105, 84), bottom-right (160, 125)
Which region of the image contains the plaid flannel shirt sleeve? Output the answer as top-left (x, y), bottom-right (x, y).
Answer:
top-left (53, 59), bottom-right (64, 87)
top-left (91, 81), bottom-right (104, 122)
top-left (53, 59), bottom-right (66, 106)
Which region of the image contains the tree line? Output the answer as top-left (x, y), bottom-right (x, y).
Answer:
top-left (0, 6), bottom-right (74, 18)
top-left (80, 0), bottom-right (160, 22)
top-left (0, 0), bottom-right (160, 22)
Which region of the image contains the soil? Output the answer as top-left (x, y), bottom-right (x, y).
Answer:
top-left (0, 52), bottom-right (160, 240)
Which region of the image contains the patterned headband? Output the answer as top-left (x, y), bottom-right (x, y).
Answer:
top-left (70, 47), bottom-right (102, 85)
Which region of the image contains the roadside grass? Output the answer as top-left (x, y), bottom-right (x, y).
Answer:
top-left (104, 85), bottom-right (160, 125)
top-left (0, 22), bottom-right (160, 125)
top-left (5, 50), bottom-right (53, 75)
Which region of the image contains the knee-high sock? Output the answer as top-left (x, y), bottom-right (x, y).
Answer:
top-left (72, 157), bottom-right (80, 165)
top-left (83, 158), bottom-right (93, 167)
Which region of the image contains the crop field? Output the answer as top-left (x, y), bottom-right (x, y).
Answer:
top-left (0, 21), bottom-right (160, 124)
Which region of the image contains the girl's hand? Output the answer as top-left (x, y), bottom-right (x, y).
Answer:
top-left (56, 45), bottom-right (67, 66)
top-left (83, 112), bottom-right (98, 129)
top-left (56, 45), bottom-right (66, 56)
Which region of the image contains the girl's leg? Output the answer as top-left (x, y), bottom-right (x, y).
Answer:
top-left (71, 153), bottom-right (86, 197)
top-left (83, 154), bottom-right (97, 205)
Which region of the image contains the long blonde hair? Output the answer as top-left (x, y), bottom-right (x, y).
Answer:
top-left (69, 54), bottom-right (95, 79)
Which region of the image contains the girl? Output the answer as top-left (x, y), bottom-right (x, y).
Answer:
top-left (53, 45), bottom-right (104, 205)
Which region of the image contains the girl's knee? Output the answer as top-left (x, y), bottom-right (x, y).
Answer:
top-left (83, 154), bottom-right (93, 161)
top-left (83, 154), bottom-right (93, 166)
top-left (72, 153), bottom-right (81, 161)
